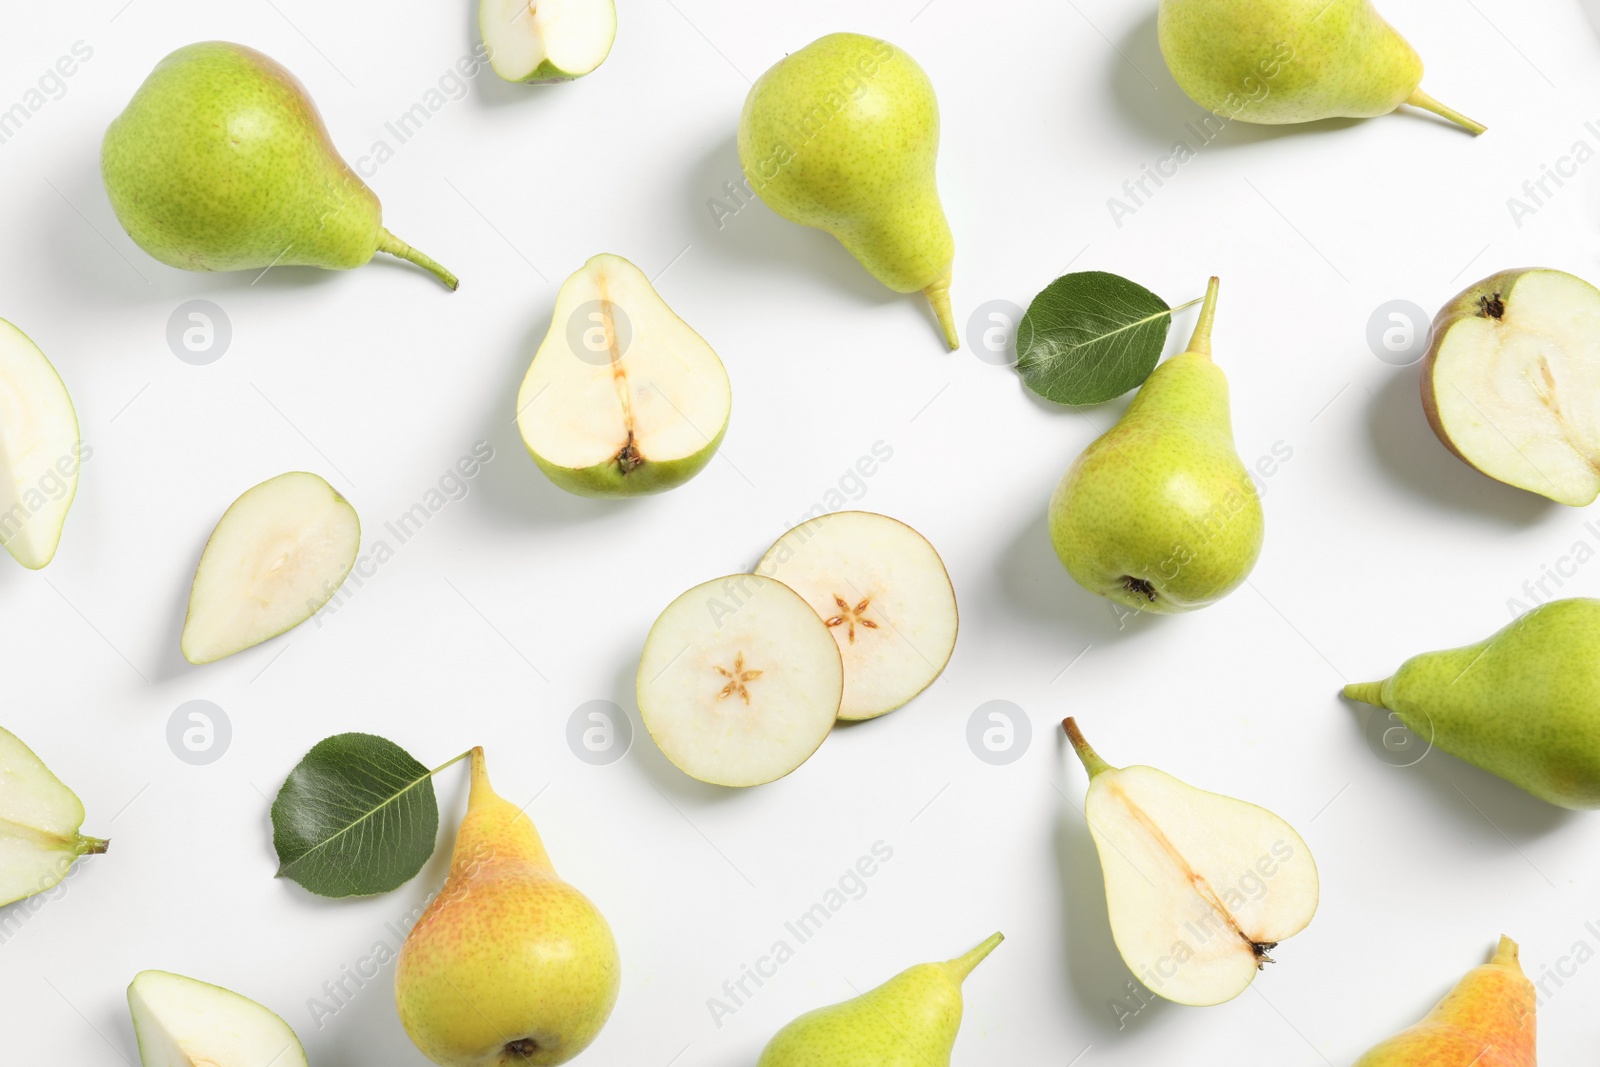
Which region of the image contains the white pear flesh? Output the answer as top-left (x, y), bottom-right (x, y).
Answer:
top-left (1425, 268), bottom-right (1600, 506)
top-left (480, 0), bottom-right (617, 82)
top-left (637, 574), bottom-right (843, 787)
top-left (1066, 720), bottom-right (1318, 1006)
top-left (517, 253), bottom-right (731, 497)
top-left (128, 970), bottom-right (309, 1067)
top-left (0, 727), bottom-right (106, 907)
top-left (756, 511), bottom-right (957, 720)
top-left (181, 472), bottom-right (360, 665)
top-left (0, 319), bottom-right (81, 570)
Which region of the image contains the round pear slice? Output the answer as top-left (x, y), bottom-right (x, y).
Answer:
top-left (1424, 268), bottom-right (1600, 506)
top-left (637, 574), bottom-right (843, 787)
top-left (756, 512), bottom-right (957, 720)
top-left (480, 0), bottom-right (617, 83)
top-left (0, 726), bottom-right (107, 907)
top-left (128, 970), bottom-right (309, 1067)
top-left (517, 253), bottom-right (731, 498)
top-left (0, 319), bottom-right (82, 570)
top-left (181, 472), bottom-right (360, 665)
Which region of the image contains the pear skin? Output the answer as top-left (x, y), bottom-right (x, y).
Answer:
top-left (757, 934), bottom-right (1001, 1067)
top-left (395, 749), bottom-right (619, 1066)
top-left (1048, 279), bottom-right (1263, 613)
top-left (1345, 598), bottom-right (1600, 808)
top-left (1352, 936), bottom-right (1534, 1066)
top-left (738, 33), bottom-right (958, 349)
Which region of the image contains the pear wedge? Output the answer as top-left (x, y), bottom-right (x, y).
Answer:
top-left (1063, 718), bottom-right (1318, 1005)
top-left (128, 970), bottom-right (309, 1067)
top-left (0, 727), bottom-right (106, 907)
top-left (0, 319), bottom-right (82, 570)
top-left (480, 0), bottom-right (617, 82)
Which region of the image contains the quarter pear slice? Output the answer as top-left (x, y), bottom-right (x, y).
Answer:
top-left (756, 511), bottom-right (957, 720)
top-left (181, 472), bottom-right (360, 665)
top-left (128, 970), bottom-right (309, 1067)
top-left (0, 319), bottom-right (82, 570)
top-left (1063, 719), bottom-right (1318, 1006)
top-left (0, 727), bottom-right (106, 907)
top-left (480, 0), bottom-right (617, 82)
top-left (517, 254), bottom-right (732, 497)
top-left (1423, 268), bottom-right (1600, 505)
top-left (637, 574), bottom-right (843, 787)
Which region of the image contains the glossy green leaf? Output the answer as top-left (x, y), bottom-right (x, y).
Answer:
top-left (1017, 272), bottom-right (1186, 405)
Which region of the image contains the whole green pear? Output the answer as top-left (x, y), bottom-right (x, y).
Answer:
top-left (102, 42), bottom-right (457, 288)
top-left (1158, 0), bottom-right (1485, 134)
top-left (1345, 598), bottom-right (1600, 809)
top-left (738, 33), bottom-right (958, 349)
top-left (758, 934), bottom-right (1001, 1067)
top-left (1048, 278), bottom-right (1263, 613)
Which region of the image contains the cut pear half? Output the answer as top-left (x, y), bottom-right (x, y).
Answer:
top-left (181, 472), bottom-right (360, 665)
top-left (756, 511), bottom-right (957, 720)
top-left (637, 574), bottom-right (843, 787)
top-left (0, 319), bottom-right (82, 570)
top-left (1064, 719), bottom-right (1318, 1006)
top-left (517, 253), bottom-right (732, 497)
top-left (481, 0), bottom-right (617, 83)
top-left (1424, 268), bottom-right (1600, 506)
top-left (0, 727), bottom-right (107, 907)
top-left (128, 970), bottom-right (309, 1067)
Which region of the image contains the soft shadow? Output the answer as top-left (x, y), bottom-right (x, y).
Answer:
top-left (615, 653), bottom-right (744, 809)
top-left (1365, 367), bottom-right (1554, 524)
top-left (148, 528), bottom-right (214, 683)
top-left (1581, 0), bottom-right (1600, 34)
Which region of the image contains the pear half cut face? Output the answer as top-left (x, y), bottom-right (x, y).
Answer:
top-left (637, 574), bottom-right (842, 787)
top-left (480, 0), bottom-right (617, 82)
top-left (1425, 268), bottom-right (1600, 506)
top-left (128, 970), bottom-right (308, 1067)
top-left (0, 320), bottom-right (81, 570)
top-left (0, 727), bottom-right (105, 907)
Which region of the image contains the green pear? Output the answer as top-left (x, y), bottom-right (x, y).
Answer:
top-left (0, 318), bottom-right (82, 570)
top-left (128, 970), bottom-right (308, 1067)
top-left (757, 934), bottom-right (1002, 1067)
top-left (102, 42), bottom-right (457, 288)
top-left (0, 726), bottom-right (107, 907)
top-left (738, 33), bottom-right (958, 349)
top-left (395, 748), bottom-right (619, 1066)
top-left (1345, 598), bottom-right (1600, 809)
top-left (1048, 278), bottom-right (1263, 613)
top-left (1159, 0), bottom-right (1485, 134)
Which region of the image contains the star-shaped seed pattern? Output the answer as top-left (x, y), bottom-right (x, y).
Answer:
top-left (825, 594), bottom-right (880, 644)
top-left (713, 652), bottom-right (763, 704)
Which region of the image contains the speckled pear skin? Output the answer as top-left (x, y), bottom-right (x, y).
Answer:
top-left (1352, 936), bottom-right (1534, 1067)
top-left (737, 33), bottom-right (958, 347)
top-left (757, 934), bottom-right (1001, 1067)
top-left (1049, 280), bottom-right (1263, 614)
top-left (395, 749), bottom-right (619, 1066)
top-left (102, 43), bottom-right (456, 287)
top-left (1344, 599), bottom-right (1600, 809)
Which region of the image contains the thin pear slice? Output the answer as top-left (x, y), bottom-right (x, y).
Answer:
top-left (756, 511), bottom-right (957, 720)
top-left (480, 0), bottom-right (617, 82)
top-left (517, 253), bottom-right (732, 497)
top-left (181, 472), bottom-right (360, 665)
top-left (0, 320), bottom-right (81, 569)
top-left (128, 970), bottom-right (309, 1067)
top-left (1063, 719), bottom-right (1318, 1006)
top-left (637, 574), bottom-right (843, 787)
top-left (0, 727), bottom-right (106, 907)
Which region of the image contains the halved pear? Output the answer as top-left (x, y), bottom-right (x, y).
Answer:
top-left (756, 511), bottom-right (957, 720)
top-left (181, 472), bottom-right (360, 665)
top-left (1063, 719), bottom-right (1318, 1006)
top-left (0, 319), bottom-right (82, 570)
top-left (0, 727), bottom-right (106, 907)
top-left (637, 574), bottom-right (843, 787)
top-left (480, 0), bottom-right (617, 83)
top-left (1424, 268), bottom-right (1600, 506)
top-left (128, 970), bottom-right (309, 1067)
top-left (517, 253), bottom-right (731, 497)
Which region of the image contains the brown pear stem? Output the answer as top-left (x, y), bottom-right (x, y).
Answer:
top-left (1342, 681), bottom-right (1388, 707)
top-left (947, 932), bottom-right (1004, 981)
top-left (1062, 718), bottom-right (1114, 779)
top-left (1185, 277), bottom-right (1220, 359)
top-left (378, 228), bottom-right (460, 290)
top-left (1404, 90), bottom-right (1487, 136)
top-left (78, 836), bottom-right (109, 856)
top-left (923, 276), bottom-right (959, 350)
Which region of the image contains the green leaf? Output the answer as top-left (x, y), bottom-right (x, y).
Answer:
top-left (271, 733), bottom-right (440, 898)
top-left (1016, 271), bottom-right (1188, 406)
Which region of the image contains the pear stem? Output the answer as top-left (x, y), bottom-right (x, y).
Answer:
top-left (1185, 277), bottom-right (1220, 358)
top-left (1404, 90), bottom-right (1487, 136)
top-left (923, 277), bottom-right (959, 350)
top-left (947, 932), bottom-right (1004, 982)
top-left (465, 746), bottom-right (495, 809)
top-left (378, 229), bottom-right (459, 290)
top-left (1342, 681), bottom-right (1388, 707)
top-left (78, 836), bottom-right (109, 856)
top-left (1062, 718), bottom-right (1114, 779)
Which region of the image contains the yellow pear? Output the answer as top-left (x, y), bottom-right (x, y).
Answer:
top-left (395, 748), bottom-right (619, 1066)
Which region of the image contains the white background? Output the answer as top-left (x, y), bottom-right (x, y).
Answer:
top-left (2, 0), bottom-right (1599, 1063)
